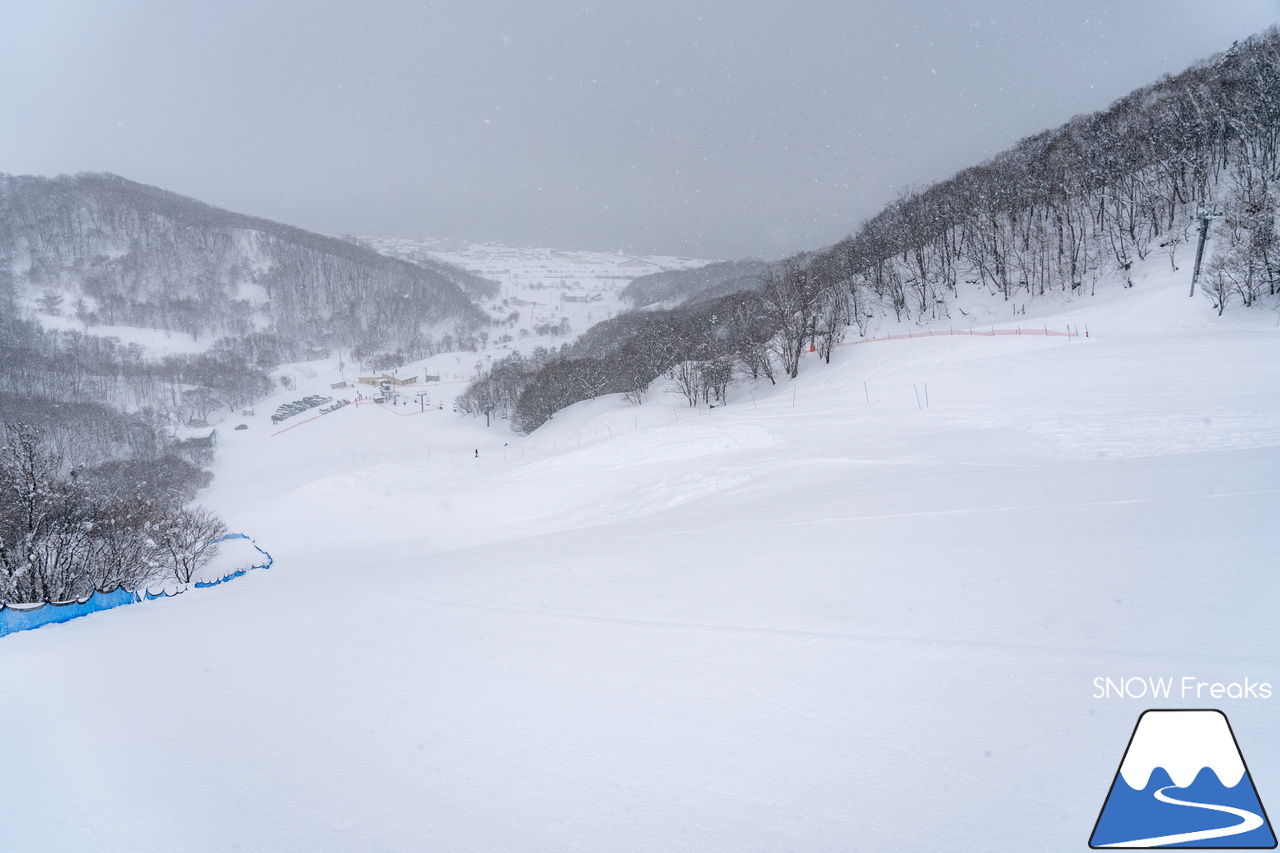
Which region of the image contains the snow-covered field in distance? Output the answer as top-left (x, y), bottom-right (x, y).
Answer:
top-left (360, 236), bottom-right (713, 351)
top-left (2, 252), bottom-right (1279, 852)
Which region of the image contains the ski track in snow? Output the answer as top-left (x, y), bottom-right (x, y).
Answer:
top-left (399, 592), bottom-right (1280, 666)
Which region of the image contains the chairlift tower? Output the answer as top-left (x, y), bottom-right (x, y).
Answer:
top-left (1189, 201), bottom-right (1224, 297)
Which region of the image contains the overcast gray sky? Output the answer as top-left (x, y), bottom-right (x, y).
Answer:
top-left (2, 1), bottom-right (1277, 259)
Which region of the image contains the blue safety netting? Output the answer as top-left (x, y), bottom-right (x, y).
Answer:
top-left (0, 585), bottom-right (137, 638)
top-left (0, 533), bottom-right (274, 639)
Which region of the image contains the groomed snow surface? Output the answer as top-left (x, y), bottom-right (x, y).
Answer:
top-left (3, 261), bottom-right (1280, 851)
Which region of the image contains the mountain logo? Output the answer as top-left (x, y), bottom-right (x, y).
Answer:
top-left (1090, 709), bottom-right (1276, 848)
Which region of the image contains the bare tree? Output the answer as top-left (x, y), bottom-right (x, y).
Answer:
top-left (760, 258), bottom-right (826, 380)
top-left (37, 290), bottom-right (64, 316)
top-left (0, 423), bottom-right (67, 602)
top-left (666, 360), bottom-right (702, 408)
top-left (150, 507), bottom-right (228, 585)
top-left (181, 387), bottom-right (221, 426)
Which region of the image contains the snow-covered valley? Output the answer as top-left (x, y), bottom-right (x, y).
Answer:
top-left (358, 237), bottom-right (712, 350)
top-left (2, 252), bottom-right (1279, 851)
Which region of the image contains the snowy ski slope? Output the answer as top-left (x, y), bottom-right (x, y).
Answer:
top-left (2, 256), bottom-right (1278, 851)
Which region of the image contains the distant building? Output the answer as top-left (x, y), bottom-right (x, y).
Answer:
top-left (359, 373), bottom-right (418, 387)
top-left (190, 430), bottom-right (217, 448)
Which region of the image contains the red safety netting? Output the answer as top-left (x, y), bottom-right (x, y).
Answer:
top-left (832, 325), bottom-right (1082, 348)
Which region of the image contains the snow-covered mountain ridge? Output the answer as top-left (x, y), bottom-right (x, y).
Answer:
top-left (0, 173), bottom-right (490, 350)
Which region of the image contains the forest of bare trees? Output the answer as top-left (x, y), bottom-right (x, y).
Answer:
top-left (829, 30), bottom-right (1280, 319)
top-left (619, 259), bottom-right (771, 308)
top-left (0, 172), bottom-right (491, 354)
top-left (0, 422), bottom-right (225, 603)
top-left (462, 29), bottom-right (1280, 434)
top-left (0, 310), bottom-right (233, 602)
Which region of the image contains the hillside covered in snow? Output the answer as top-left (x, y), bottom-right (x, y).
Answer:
top-left (0, 173), bottom-right (491, 353)
top-left (454, 30), bottom-right (1280, 439)
top-left (2, 249), bottom-right (1278, 850)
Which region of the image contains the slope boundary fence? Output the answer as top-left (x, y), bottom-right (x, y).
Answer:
top-left (0, 533), bottom-right (274, 639)
top-left (830, 324), bottom-right (1083, 350)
